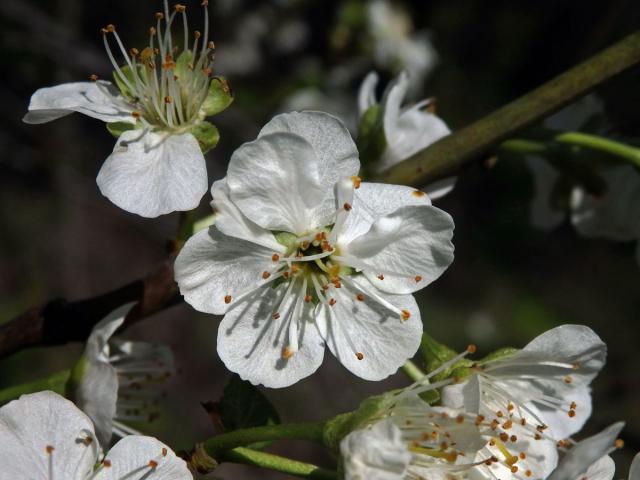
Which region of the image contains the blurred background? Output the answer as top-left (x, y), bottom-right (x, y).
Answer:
top-left (1, 0), bottom-right (639, 477)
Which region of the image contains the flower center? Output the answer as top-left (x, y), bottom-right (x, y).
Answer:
top-left (100, 0), bottom-right (214, 130)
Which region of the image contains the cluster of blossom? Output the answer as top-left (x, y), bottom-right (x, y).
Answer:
top-left (7, 0), bottom-right (637, 479)
top-left (340, 325), bottom-right (639, 480)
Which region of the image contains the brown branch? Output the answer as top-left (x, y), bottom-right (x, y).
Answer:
top-left (0, 257), bottom-right (180, 359)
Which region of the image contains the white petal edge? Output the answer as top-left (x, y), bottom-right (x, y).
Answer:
top-left (358, 72), bottom-right (379, 116)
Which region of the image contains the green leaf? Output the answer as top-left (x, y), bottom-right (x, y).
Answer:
top-left (189, 121), bottom-right (220, 154)
top-left (202, 76), bottom-right (234, 116)
top-left (217, 375), bottom-right (280, 450)
top-left (106, 121), bottom-right (137, 139)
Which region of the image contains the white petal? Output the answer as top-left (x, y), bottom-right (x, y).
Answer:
top-left (0, 391), bottom-right (98, 480)
top-left (258, 111), bottom-right (360, 182)
top-left (571, 165), bottom-right (640, 241)
top-left (341, 204), bottom-right (455, 294)
top-left (581, 456), bottom-right (616, 480)
top-left (210, 179), bottom-right (285, 251)
top-left (95, 435), bottom-right (191, 479)
top-left (526, 156), bottom-right (565, 230)
top-left (381, 72), bottom-right (409, 143)
top-left (317, 275), bottom-right (421, 380)
top-left (337, 182), bottom-right (433, 246)
top-left (85, 303), bottom-right (135, 362)
top-left (358, 72), bottom-right (379, 116)
top-left (174, 227), bottom-right (279, 315)
top-left (97, 131), bottom-right (207, 218)
top-left (23, 81), bottom-right (135, 124)
top-left (227, 132), bottom-right (334, 233)
top-left (341, 419), bottom-right (410, 480)
top-left (630, 453), bottom-right (640, 480)
top-left (217, 281), bottom-right (325, 388)
top-left (548, 422), bottom-right (624, 480)
top-left (424, 176), bottom-right (457, 201)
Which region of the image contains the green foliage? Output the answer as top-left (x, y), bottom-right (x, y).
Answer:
top-left (202, 76), bottom-right (234, 116)
top-left (106, 121), bottom-right (137, 139)
top-left (189, 121), bottom-right (220, 153)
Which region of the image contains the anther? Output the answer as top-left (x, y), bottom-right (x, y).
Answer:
top-left (414, 275), bottom-right (423, 283)
top-left (351, 176), bottom-right (361, 189)
top-left (201, 0), bottom-right (209, 5)
top-left (130, 47), bottom-right (139, 56)
top-left (89, 74), bottom-right (98, 81)
top-left (272, 312), bottom-right (280, 320)
top-left (356, 352), bottom-right (364, 360)
top-left (224, 295), bottom-right (232, 304)
top-left (475, 415), bottom-right (485, 426)
top-left (132, 111), bottom-right (142, 119)
top-left (503, 420), bottom-right (513, 429)
top-left (510, 435), bottom-right (517, 442)
top-left (149, 460), bottom-right (158, 469)
top-left (401, 310), bottom-right (411, 320)
top-left (511, 466), bottom-right (519, 474)
top-left (304, 295), bottom-right (312, 303)
top-left (412, 190), bottom-right (426, 197)
top-left (272, 253), bottom-right (280, 262)
top-left (46, 445), bottom-right (55, 454)
top-left (526, 470), bottom-right (532, 477)
top-left (194, 30), bottom-right (201, 38)
top-left (328, 298), bottom-right (336, 306)
top-left (103, 459), bottom-right (112, 468)
top-left (106, 24), bottom-right (115, 32)
top-left (262, 271), bottom-right (270, 279)
top-left (164, 96), bottom-right (173, 103)
top-left (456, 415), bottom-right (464, 424)
top-left (356, 293), bottom-right (365, 301)
top-left (564, 375), bottom-right (573, 384)
top-left (500, 433), bottom-right (509, 442)
top-left (615, 439), bottom-right (624, 449)
top-left (343, 202), bottom-right (352, 211)
top-left (568, 410), bottom-right (576, 418)
top-left (155, 12), bottom-right (164, 20)
top-left (570, 402), bottom-right (577, 410)
top-left (208, 41), bottom-right (215, 49)
top-left (519, 452), bottom-right (526, 459)
top-left (83, 437), bottom-right (93, 446)
top-left (174, 4), bottom-right (186, 12)
top-left (467, 344), bottom-right (477, 353)
top-left (282, 347), bottom-right (294, 359)
top-left (301, 241), bottom-right (310, 250)
top-left (149, 26), bottom-right (157, 36)
top-left (162, 448), bottom-right (168, 457)
top-left (377, 274), bottom-right (384, 280)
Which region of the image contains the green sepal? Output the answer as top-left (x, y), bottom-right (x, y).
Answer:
top-left (202, 76), bottom-right (234, 116)
top-left (476, 347), bottom-right (518, 365)
top-left (274, 231), bottom-right (298, 250)
top-left (189, 121), bottom-right (220, 154)
top-left (418, 388), bottom-right (440, 405)
top-left (106, 121), bottom-right (138, 139)
top-left (356, 104), bottom-right (387, 168)
top-left (193, 214), bottom-right (216, 234)
top-left (217, 375), bottom-right (280, 451)
top-left (112, 65), bottom-right (141, 101)
top-left (174, 50), bottom-right (193, 81)
top-left (419, 333), bottom-right (473, 382)
top-left (65, 356), bottom-right (88, 401)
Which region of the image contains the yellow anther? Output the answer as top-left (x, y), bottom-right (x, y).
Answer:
top-left (282, 347), bottom-right (294, 359)
top-left (174, 4), bottom-right (186, 12)
top-left (412, 190), bottom-right (426, 198)
top-left (149, 460), bottom-right (158, 469)
top-left (564, 375), bottom-right (573, 384)
top-left (351, 176), bottom-right (361, 189)
top-left (615, 438), bottom-right (624, 449)
top-left (401, 310), bottom-right (411, 320)
top-left (89, 74), bottom-right (98, 82)
top-left (414, 275), bottom-right (423, 283)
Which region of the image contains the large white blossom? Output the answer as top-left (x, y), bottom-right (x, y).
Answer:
top-left (0, 391), bottom-right (191, 479)
top-left (366, 0), bottom-right (438, 90)
top-left (175, 110), bottom-right (455, 388)
top-left (68, 303), bottom-right (174, 447)
top-left (23, 0), bottom-right (228, 217)
top-left (358, 71), bottom-right (454, 198)
top-left (441, 325), bottom-right (607, 442)
top-left (341, 392), bottom-right (558, 480)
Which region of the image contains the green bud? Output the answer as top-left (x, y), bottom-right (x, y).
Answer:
top-left (273, 231), bottom-right (298, 250)
top-left (356, 104), bottom-right (387, 169)
top-left (419, 333), bottom-right (473, 382)
top-left (189, 121), bottom-right (220, 154)
top-left (106, 121), bottom-right (138, 139)
top-left (202, 76), bottom-right (234, 117)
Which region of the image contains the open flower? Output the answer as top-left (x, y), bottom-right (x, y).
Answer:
top-left (441, 325), bottom-right (607, 441)
top-left (341, 392), bottom-right (558, 480)
top-left (67, 303), bottom-right (174, 447)
top-left (175, 110), bottom-right (455, 388)
top-left (358, 71), bottom-right (454, 199)
top-left (23, 0), bottom-right (233, 217)
top-left (0, 391), bottom-right (191, 479)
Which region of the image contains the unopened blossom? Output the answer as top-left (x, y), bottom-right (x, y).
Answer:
top-left (341, 390), bottom-right (558, 480)
top-left (441, 325), bottom-right (607, 441)
top-left (67, 303), bottom-right (174, 447)
top-left (0, 391), bottom-right (191, 479)
top-left (548, 422), bottom-right (626, 480)
top-left (175, 110), bottom-right (455, 388)
top-left (358, 71), bottom-right (454, 198)
top-left (24, 0), bottom-right (232, 217)
top-left (366, 0), bottom-right (438, 90)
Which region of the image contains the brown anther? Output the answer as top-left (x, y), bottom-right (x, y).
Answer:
top-left (615, 438), bottom-right (624, 449)
top-left (283, 271), bottom-right (290, 279)
top-left (271, 253), bottom-right (280, 262)
top-left (412, 190), bottom-right (426, 198)
top-left (149, 26), bottom-right (157, 36)
top-left (301, 241), bottom-right (310, 250)
top-left (351, 176), bottom-right (361, 189)
top-left (568, 410), bottom-right (576, 418)
top-left (343, 202), bottom-right (352, 211)
top-left (304, 294), bottom-right (312, 303)
top-left (520, 418), bottom-right (527, 426)
top-left (401, 310), bottom-right (411, 321)
top-left (489, 439), bottom-right (496, 446)
top-left (328, 298), bottom-right (336, 306)
top-left (164, 96), bottom-right (173, 103)
top-left (507, 403), bottom-right (514, 411)
top-left (564, 375), bottom-right (573, 384)
top-left (535, 433), bottom-right (542, 440)
top-left (525, 470), bottom-right (533, 477)
top-left (510, 435), bottom-right (518, 442)
top-left (83, 437), bottom-right (93, 446)
top-left (321, 284), bottom-right (329, 291)
top-left (467, 344), bottom-right (477, 354)
top-left (162, 447), bottom-right (168, 457)
top-left (519, 452), bottom-right (526, 459)
top-left (262, 271), bottom-right (271, 279)
top-left (106, 24), bottom-right (115, 32)
top-left (272, 312), bottom-right (280, 320)
top-left (282, 347), bottom-right (294, 359)
top-left (475, 414), bottom-right (485, 425)
top-left (201, 0), bottom-right (209, 6)
top-left (46, 445), bottom-right (55, 454)
top-left (496, 410), bottom-right (504, 418)
top-left (440, 441), bottom-right (449, 450)
top-left (377, 274), bottom-right (384, 280)
top-left (503, 420), bottom-right (513, 429)
top-left (103, 459), bottom-right (112, 467)
top-left (149, 460), bottom-right (158, 469)
top-left (356, 352), bottom-right (364, 360)
top-left (224, 295), bottom-right (232, 304)
top-left (572, 362), bottom-right (580, 370)
top-left (290, 265), bottom-right (300, 274)
top-left (174, 4), bottom-right (186, 12)
top-left (511, 466), bottom-right (519, 474)
top-left (194, 30), bottom-right (202, 39)
top-left (356, 293), bottom-right (365, 301)
top-left (456, 415), bottom-right (465, 424)
top-left (130, 47), bottom-right (139, 56)
top-left (500, 433), bottom-right (509, 442)
top-left (132, 111), bottom-right (142, 119)
top-left (570, 401), bottom-right (577, 410)
top-left (414, 275), bottom-right (423, 283)
top-left (89, 74), bottom-right (98, 82)
top-left (155, 12), bottom-right (164, 20)
top-left (208, 41), bottom-right (215, 49)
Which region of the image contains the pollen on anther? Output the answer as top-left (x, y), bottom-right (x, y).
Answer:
top-left (89, 74), bottom-right (98, 82)
top-left (351, 176), bottom-right (361, 189)
top-left (467, 344), bottom-right (477, 354)
top-left (356, 293), bottom-right (365, 301)
top-left (46, 445), bottom-right (55, 454)
top-left (83, 437), bottom-right (93, 446)
top-left (356, 352), bottom-right (364, 360)
top-left (568, 410), bottom-right (576, 418)
top-left (103, 459), bottom-right (112, 468)
top-left (271, 253), bottom-right (280, 262)
top-left (162, 447), bottom-right (168, 457)
top-left (615, 439), bottom-right (624, 449)
top-left (377, 274), bottom-right (384, 280)
top-left (511, 466), bottom-right (519, 474)
top-left (328, 298), bottom-right (336, 306)
top-left (412, 190), bottom-right (426, 198)
top-left (414, 275), bottom-right (423, 283)
top-left (224, 295), bottom-right (232, 304)
top-left (343, 202), bottom-right (352, 211)
top-left (132, 111), bottom-right (142, 119)
top-left (164, 96), bottom-right (173, 104)
top-left (262, 271), bottom-right (270, 279)
top-left (564, 375), bottom-right (573, 384)
top-left (174, 4), bottom-right (186, 12)
top-left (304, 295), bottom-right (313, 303)
top-left (149, 460), bottom-right (158, 469)
top-left (282, 347), bottom-right (294, 359)
top-left (401, 310), bottom-right (411, 321)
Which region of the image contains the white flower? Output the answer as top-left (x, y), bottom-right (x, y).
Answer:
top-left (175, 111), bottom-right (455, 388)
top-left (23, 0), bottom-right (229, 217)
top-left (341, 393), bottom-right (558, 480)
top-left (358, 71), bottom-right (454, 199)
top-left (68, 304), bottom-right (174, 447)
top-left (366, 0), bottom-right (438, 89)
top-left (441, 325), bottom-right (607, 442)
top-left (548, 422), bottom-right (626, 480)
top-left (0, 391), bottom-right (191, 479)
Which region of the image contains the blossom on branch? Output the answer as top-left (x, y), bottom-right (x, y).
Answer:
top-left (23, 0), bottom-right (232, 217)
top-left (175, 110), bottom-right (455, 388)
top-left (0, 391), bottom-right (191, 479)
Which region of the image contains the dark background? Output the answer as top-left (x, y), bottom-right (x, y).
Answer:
top-left (1, 0), bottom-right (639, 477)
